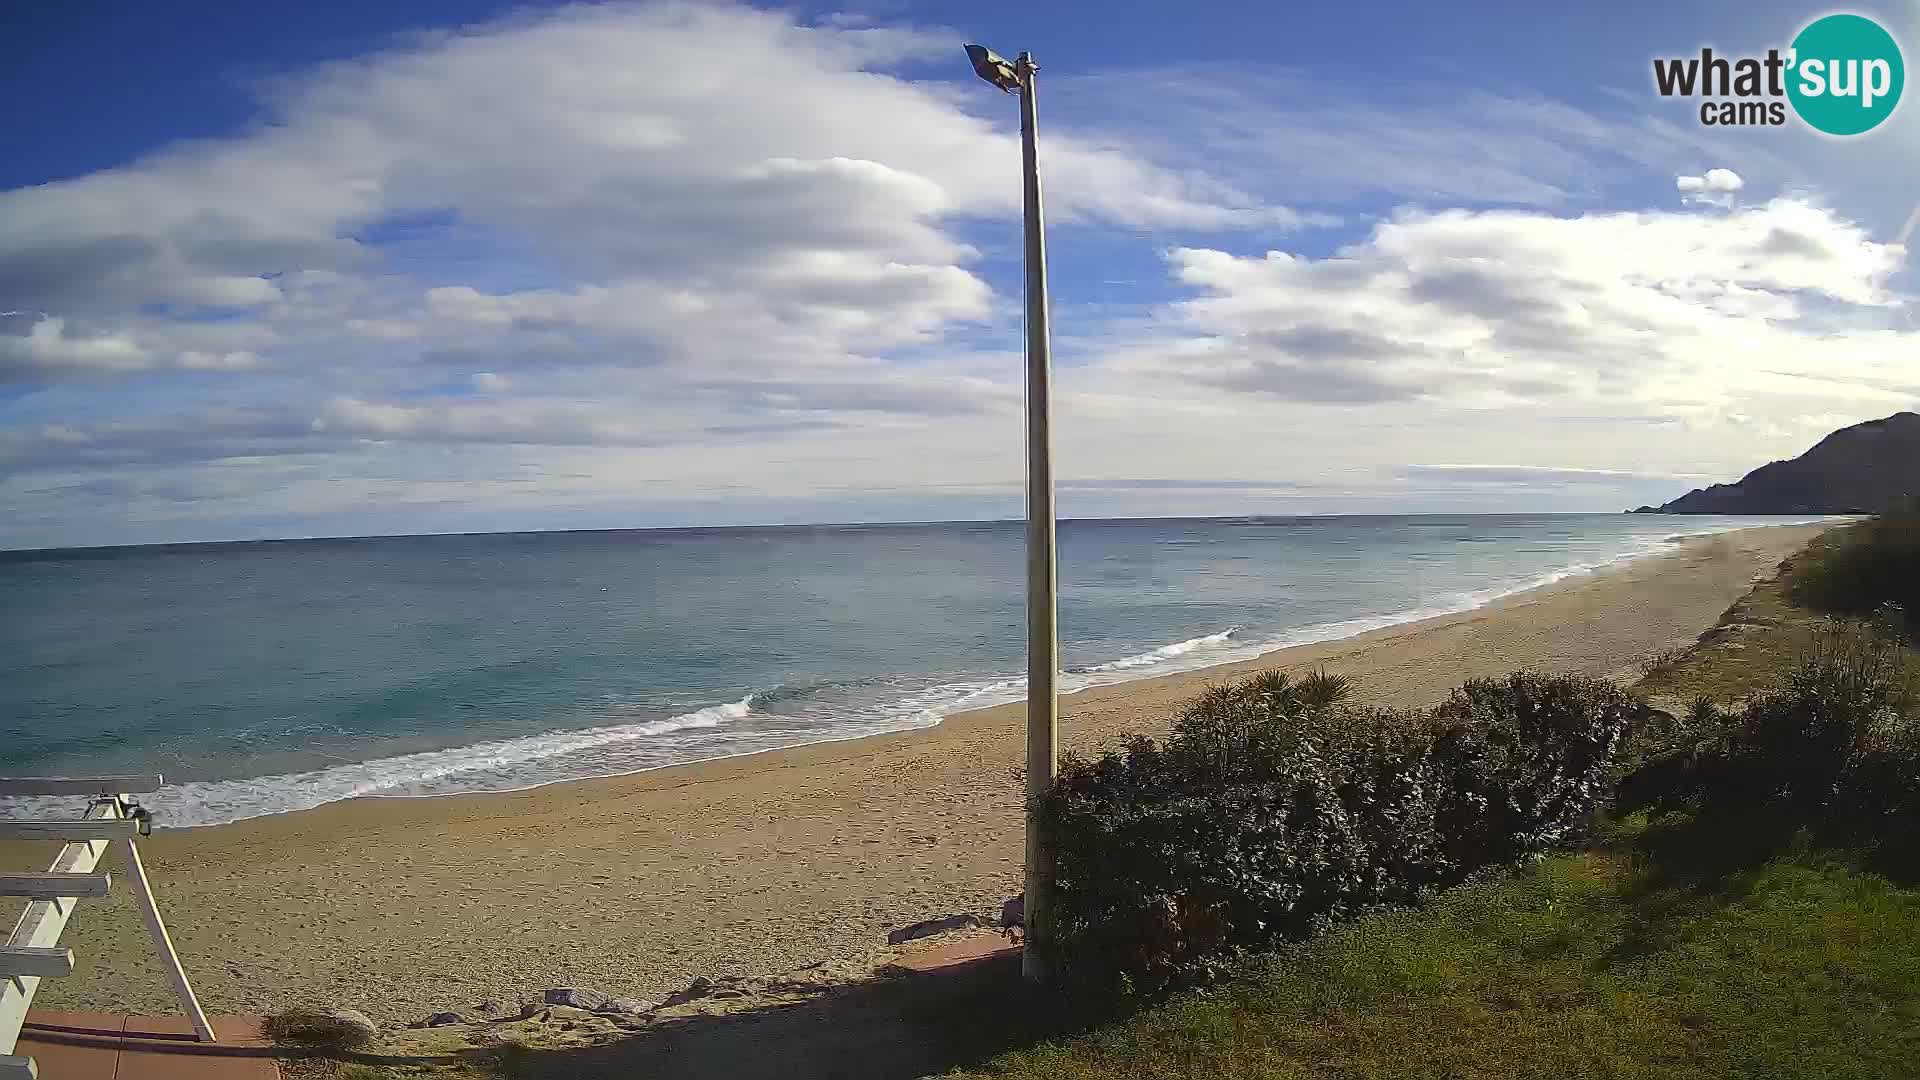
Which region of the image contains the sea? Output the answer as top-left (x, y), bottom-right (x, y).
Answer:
top-left (0, 514), bottom-right (1818, 828)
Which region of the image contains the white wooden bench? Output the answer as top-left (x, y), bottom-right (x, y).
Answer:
top-left (1, 776), bottom-right (214, 1079)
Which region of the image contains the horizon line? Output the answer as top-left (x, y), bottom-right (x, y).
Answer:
top-left (0, 508), bottom-right (1778, 558)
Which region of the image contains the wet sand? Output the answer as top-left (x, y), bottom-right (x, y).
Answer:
top-left (12, 523), bottom-right (1827, 1021)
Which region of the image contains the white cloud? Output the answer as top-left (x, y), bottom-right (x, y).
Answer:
top-left (1393, 464), bottom-right (1703, 487)
top-left (0, 317), bottom-right (150, 377)
top-left (177, 350), bottom-right (265, 371)
top-left (1119, 195), bottom-right (1909, 414)
top-left (1677, 167), bottom-right (1745, 208)
top-left (0, 3), bottom-right (1293, 333)
top-left (1, 2), bottom-right (1915, 546)
top-left (1054, 70), bottom-right (1802, 214)
top-left (169, 276), bottom-right (284, 308)
top-left (1676, 168), bottom-right (1744, 194)
top-left (1014, 194), bottom-right (1916, 507)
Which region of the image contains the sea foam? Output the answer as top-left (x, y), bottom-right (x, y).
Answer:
top-left (0, 516), bottom-right (1839, 828)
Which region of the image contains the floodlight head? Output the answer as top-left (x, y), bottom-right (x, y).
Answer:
top-left (965, 44), bottom-right (1023, 93)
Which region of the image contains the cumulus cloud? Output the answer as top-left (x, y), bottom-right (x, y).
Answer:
top-left (1677, 168), bottom-right (1744, 193)
top-left (0, 317), bottom-right (150, 378)
top-left (169, 276), bottom-right (284, 309)
top-left (0, 3), bottom-right (1290, 331)
top-left (1124, 196), bottom-right (1911, 419)
top-left (1677, 168), bottom-right (1745, 208)
top-left (1, 1), bottom-right (1914, 546)
top-left (1, 0), bottom-right (1300, 542)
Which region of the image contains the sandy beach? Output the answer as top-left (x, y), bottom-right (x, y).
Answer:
top-left (10, 523), bottom-right (1828, 1022)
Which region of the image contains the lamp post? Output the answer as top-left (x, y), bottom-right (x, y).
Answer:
top-left (965, 43), bottom-right (1058, 984)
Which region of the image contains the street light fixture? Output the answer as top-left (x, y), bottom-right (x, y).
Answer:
top-left (965, 43), bottom-right (1058, 985)
top-left (965, 44), bottom-right (1022, 93)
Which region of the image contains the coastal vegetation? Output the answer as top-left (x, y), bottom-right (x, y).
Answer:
top-left (1788, 513), bottom-right (1920, 626)
top-left (278, 522), bottom-right (1920, 1078)
top-left (954, 519), bottom-right (1920, 1078)
top-left (1040, 670), bottom-right (1641, 995)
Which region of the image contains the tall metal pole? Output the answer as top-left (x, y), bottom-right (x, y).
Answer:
top-left (1015, 51), bottom-right (1059, 986)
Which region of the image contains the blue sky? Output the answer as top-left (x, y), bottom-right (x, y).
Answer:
top-left (3, 1), bottom-right (1917, 548)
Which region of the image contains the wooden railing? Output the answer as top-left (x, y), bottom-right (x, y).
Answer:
top-left (0, 776), bottom-right (213, 1080)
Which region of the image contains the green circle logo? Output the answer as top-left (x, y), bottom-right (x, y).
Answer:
top-left (1787, 13), bottom-right (1904, 135)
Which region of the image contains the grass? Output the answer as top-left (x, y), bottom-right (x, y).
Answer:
top-left (284, 525), bottom-right (1920, 1079)
top-left (946, 526), bottom-right (1920, 1079)
top-left (1635, 524), bottom-right (1920, 707)
top-left (947, 811), bottom-right (1920, 1079)
top-left (1789, 515), bottom-right (1920, 623)
top-left (285, 1065), bottom-right (497, 1080)
top-left (319, 815), bottom-right (1920, 1080)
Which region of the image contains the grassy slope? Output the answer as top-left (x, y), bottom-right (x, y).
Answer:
top-left (1635, 527), bottom-right (1851, 705)
top-left (954, 528), bottom-right (1920, 1080)
top-left (955, 812), bottom-right (1920, 1079)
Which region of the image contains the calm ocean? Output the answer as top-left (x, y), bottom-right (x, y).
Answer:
top-left (0, 515), bottom-right (1813, 827)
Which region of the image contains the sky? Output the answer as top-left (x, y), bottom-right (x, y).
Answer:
top-left (3, 0), bottom-right (1918, 549)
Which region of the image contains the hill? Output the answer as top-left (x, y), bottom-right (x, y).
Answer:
top-left (1632, 411), bottom-right (1920, 514)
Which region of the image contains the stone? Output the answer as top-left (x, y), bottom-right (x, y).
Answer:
top-left (594, 997), bottom-right (652, 1015)
top-left (270, 1008), bottom-right (378, 1046)
top-left (427, 1012), bottom-right (464, 1027)
top-left (1000, 894), bottom-right (1025, 929)
top-left (516, 1002), bottom-right (544, 1020)
top-left (888, 913), bottom-right (982, 945)
top-left (660, 976), bottom-right (714, 1007)
top-left (323, 1009), bottom-right (379, 1040)
top-left (543, 987), bottom-right (611, 1011)
top-left (474, 1000), bottom-right (503, 1015)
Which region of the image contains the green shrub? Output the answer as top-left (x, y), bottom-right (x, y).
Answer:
top-left (1041, 671), bottom-right (1643, 995)
top-left (1621, 621), bottom-right (1920, 829)
top-left (1789, 517), bottom-right (1920, 633)
top-left (262, 1007), bottom-right (376, 1048)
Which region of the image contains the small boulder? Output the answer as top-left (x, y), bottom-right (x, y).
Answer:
top-left (660, 976), bottom-right (714, 1007)
top-left (888, 913), bottom-right (982, 945)
top-left (1000, 894), bottom-right (1025, 929)
top-left (473, 1000), bottom-right (503, 1015)
top-left (426, 1012), bottom-right (464, 1027)
top-left (594, 997), bottom-right (652, 1015)
top-left (543, 987), bottom-right (610, 1011)
top-left (263, 1007), bottom-right (378, 1048)
top-left (516, 1002), bottom-right (544, 1020)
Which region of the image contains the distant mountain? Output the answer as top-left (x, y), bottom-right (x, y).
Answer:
top-left (1630, 411), bottom-right (1920, 515)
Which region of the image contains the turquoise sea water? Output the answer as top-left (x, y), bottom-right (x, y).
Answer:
top-left (0, 515), bottom-right (1817, 826)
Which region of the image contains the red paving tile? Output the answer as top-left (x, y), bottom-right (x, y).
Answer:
top-left (120, 1015), bottom-right (272, 1048)
top-left (886, 931), bottom-right (1023, 975)
top-left (10, 1034), bottom-right (121, 1080)
top-left (113, 1050), bottom-right (279, 1079)
top-left (12, 1011), bottom-right (126, 1039)
top-left (16, 1011), bottom-right (280, 1080)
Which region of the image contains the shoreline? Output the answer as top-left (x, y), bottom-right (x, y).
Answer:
top-left (17, 522), bottom-right (1832, 1021)
top-left (32, 516), bottom-right (1843, 832)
